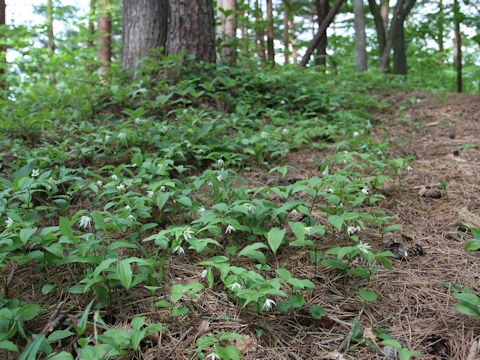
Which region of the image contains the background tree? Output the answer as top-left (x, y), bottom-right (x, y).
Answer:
top-left (453, 0), bottom-right (462, 92)
top-left (266, 0), bottom-right (275, 64)
top-left (216, 0), bottom-right (237, 65)
top-left (0, 0), bottom-right (5, 89)
top-left (97, 0), bottom-right (111, 79)
top-left (254, 0), bottom-right (266, 61)
top-left (315, 0), bottom-right (329, 66)
top-left (47, 0), bottom-right (55, 53)
top-left (353, 0), bottom-right (367, 71)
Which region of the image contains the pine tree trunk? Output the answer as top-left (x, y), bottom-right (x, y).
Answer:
top-left (254, 0), bottom-right (265, 61)
top-left (380, 0), bottom-right (389, 29)
top-left (283, 0), bottom-right (289, 64)
top-left (88, 0), bottom-right (96, 50)
top-left (266, 0), bottom-right (274, 65)
top-left (315, 0), bottom-right (329, 66)
top-left (239, 2), bottom-right (248, 54)
top-left (453, 0), bottom-right (462, 92)
top-left (392, 19), bottom-right (406, 74)
top-left (437, 0), bottom-right (444, 64)
top-left (289, 15), bottom-right (297, 63)
top-left (0, 0), bottom-right (5, 89)
top-left (368, 0), bottom-right (388, 68)
top-left (47, 0), bottom-right (55, 53)
top-left (353, 0), bottom-right (367, 72)
top-left (97, 0), bottom-right (111, 79)
top-left (216, 0), bottom-right (237, 65)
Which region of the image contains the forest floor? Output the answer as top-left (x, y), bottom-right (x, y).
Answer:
top-left (162, 90), bottom-right (480, 360)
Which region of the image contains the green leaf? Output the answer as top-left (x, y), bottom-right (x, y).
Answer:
top-left (176, 195), bottom-right (192, 207)
top-left (74, 299), bottom-right (95, 336)
top-left (18, 334), bottom-right (51, 360)
top-left (347, 267), bottom-right (370, 280)
top-left (91, 212), bottom-right (106, 231)
top-left (453, 292), bottom-right (480, 306)
top-left (380, 339), bottom-right (402, 349)
top-left (20, 227), bottom-right (37, 245)
top-left (321, 259), bottom-right (347, 270)
top-left (132, 153), bottom-right (144, 167)
top-left (328, 215), bottom-right (344, 231)
top-left (117, 260), bottom-right (133, 291)
top-left (171, 283), bottom-right (204, 303)
top-left (156, 192), bottom-right (170, 211)
top-left (455, 301), bottom-right (480, 317)
top-left (266, 227), bottom-right (286, 255)
top-left (155, 300), bottom-right (172, 308)
top-left (238, 243), bottom-right (268, 264)
top-left (42, 284), bottom-right (56, 295)
top-left (359, 288), bottom-right (377, 302)
top-left (47, 330), bottom-right (74, 342)
top-left (17, 304), bottom-right (41, 321)
top-left (216, 345), bottom-right (241, 360)
top-left (170, 307), bottom-right (189, 317)
top-left (465, 240), bottom-right (480, 252)
top-left (289, 222), bottom-right (305, 244)
top-left (46, 351), bottom-right (74, 360)
top-left (59, 217), bottom-right (73, 239)
top-left (399, 348), bottom-right (422, 360)
top-left (311, 305), bottom-right (325, 319)
top-left (381, 224), bottom-right (401, 235)
top-left (289, 294), bottom-right (305, 308)
top-left (0, 340), bottom-right (19, 352)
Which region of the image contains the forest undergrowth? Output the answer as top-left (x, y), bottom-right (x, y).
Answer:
top-left (0, 60), bottom-right (479, 359)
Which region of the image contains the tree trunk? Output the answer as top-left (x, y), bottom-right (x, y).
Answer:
top-left (216, 0), bottom-right (237, 65)
top-left (239, 1), bottom-right (248, 54)
top-left (437, 0), bottom-right (444, 64)
top-left (380, 0), bottom-right (389, 29)
top-left (47, 0), bottom-right (55, 53)
top-left (315, 0), bottom-right (329, 66)
top-left (266, 0), bottom-right (274, 65)
top-left (97, 0), bottom-right (111, 79)
top-left (300, 0), bottom-right (345, 67)
top-left (368, 0), bottom-right (387, 62)
top-left (392, 18), bottom-right (406, 74)
top-left (88, 0), bottom-right (96, 50)
top-left (453, 0), bottom-right (462, 92)
top-left (353, 0), bottom-right (367, 72)
top-left (254, 0), bottom-right (265, 61)
top-left (283, 0), bottom-right (289, 64)
top-left (0, 0), bottom-right (5, 89)
top-left (289, 14), bottom-right (297, 63)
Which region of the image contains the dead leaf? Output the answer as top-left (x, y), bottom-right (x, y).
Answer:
top-left (363, 327), bottom-right (376, 342)
top-left (322, 350), bottom-right (346, 360)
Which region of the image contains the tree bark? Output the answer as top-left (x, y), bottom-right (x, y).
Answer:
top-left (88, 0), bottom-right (96, 50)
top-left (392, 18), bottom-right (406, 74)
top-left (216, 0), bottom-right (237, 65)
top-left (0, 0), bottom-right (5, 89)
top-left (239, 1), bottom-right (248, 54)
top-left (368, 0), bottom-right (387, 59)
top-left (300, 0), bottom-right (345, 67)
top-left (289, 14), bottom-right (297, 63)
top-left (437, 0), bottom-right (444, 64)
top-left (315, 0), bottom-right (329, 66)
top-left (254, 0), bottom-right (266, 61)
top-left (283, 0), bottom-right (289, 64)
top-left (353, 0), bottom-right (367, 72)
top-left (380, 0), bottom-right (389, 29)
top-left (47, 0), bottom-right (55, 53)
top-left (453, 0), bottom-right (462, 92)
top-left (97, 0), bottom-right (111, 79)
top-left (266, 0), bottom-right (274, 65)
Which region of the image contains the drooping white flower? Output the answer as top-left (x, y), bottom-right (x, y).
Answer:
top-left (282, 128), bottom-right (289, 135)
top-left (362, 186), bottom-right (370, 196)
top-left (197, 206), bottom-right (206, 216)
top-left (78, 215), bottom-right (92, 229)
top-left (5, 217), bottom-right (13, 228)
top-left (134, 117), bottom-right (141, 124)
top-left (201, 269), bottom-right (208, 279)
top-left (48, 177), bottom-right (55, 184)
top-left (244, 203), bottom-right (256, 213)
top-left (183, 227), bottom-right (194, 241)
top-left (111, 174), bottom-right (118, 181)
top-left (31, 169), bottom-right (40, 177)
top-left (225, 225), bottom-right (236, 234)
top-left (116, 183), bottom-right (126, 191)
top-left (347, 226), bottom-right (357, 236)
top-left (157, 164), bottom-right (163, 170)
top-left (305, 227), bottom-right (312, 235)
top-left (263, 298), bottom-right (276, 311)
top-left (406, 166), bottom-right (413, 171)
top-left (124, 205), bottom-right (131, 210)
top-left (206, 352), bottom-right (221, 360)
top-left (353, 131), bottom-right (359, 137)
top-left (216, 159), bottom-right (224, 168)
top-left (228, 282), bottom-right (242, 290)
top-left (105, 135), bottom-right (111, 142)
top-left (173, 246), bottom-right (185, 255)
top-left (216, 174), bottom-right (222, 182)
top-left (146, 190), bottom-right (154, 198)
top-left (118, 133), bottom-right (126, 139)
top-left (357, 241), bottom-right (371, 254)
top-left (261, 131), bottom-right (268, 139)
top-left (96, 180), bottom-right (103, 186)
top-left (291, 209), bottom-right (298, 216)
top-left (127, 214), bottom-right (136, 221)
top-left (160, 186), bottom-right (166, 192)
top-left (328, 188), bottom-right (335, 193)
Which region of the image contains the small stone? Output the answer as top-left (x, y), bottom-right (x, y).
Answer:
top-left (448, 132), bottom-right (456, 139)
top-left (424, 188), bottom-right (442, 198)
top-left (453, 150), bottom-right (460, 156)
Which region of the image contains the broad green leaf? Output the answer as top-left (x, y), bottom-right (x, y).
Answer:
top-left (0, 340), bottom-right (18, 352)
top-left (47, 351), bottom-right (74, 360)
top-left (381, 224), bottom-right (401, 235)
top-left (47, 330), bottom-right (74, 342)
top-left (74, 299), bottom-right (95, 336)
top-left (59, 217), bottom-right (74, 239)
top-left (20, 227), bottom-right (37, 245)
top-left (156, 192), bottom-right (170, 211)
top-left (42, 284), bottom-right (56, 295)
top-left (311, 305), bottom-right (325, 319)
top-left (289, 294), bottom-right (305, 308)
top-left (359, 288), bottom-right (377, 302)
top-left (117, 260), bottom-right (133, 291)
top-left (266, 227), bottom-right (286, 255)
top-left (455, 301), bottom-right (480, 317)
top-left (399, 348), bottom-right (422, 360)
top-left (452, 292), bottom-right (480, 306)
top-left (321, 259), bottom-right (347, 270)
top-left (465, 240), bottom-right (480, 252)
top-left (238, 243), bottom-right (268, 264)
top-left (328, 215), bottom-right (344, 231)
top-left (169, 307), bottom-right (189, 317)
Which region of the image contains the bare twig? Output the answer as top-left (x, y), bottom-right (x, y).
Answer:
top-left (164, 326), bottom-right (193, 359)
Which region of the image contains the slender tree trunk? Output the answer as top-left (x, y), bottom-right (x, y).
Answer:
top-left (289, 15), bottom-right (297, 63)
top-left (216, 0), bottom-right (237, 65)
top-left (368, 0), bottom-right (387, 67)
top-left (88, 0), bottom-right (96, 50)
top-left (97, 0), bottom-right (111, 79)
top-left (453, 0), bottom-right (462, 92)
top-left (353, 0), bottom-right (367, 72)
top-left (283, 0), bottom-right (289, 64)
top-left (266, 0), bottom-right (274, 65)
top-left (437, 0), bottom-right (444, 64)
top-left (239, 1), bottom-right (248, 54)
top-left (392, 18), bottom-right (406, 74)
top-left (380, 0), bottom-right (389, 29)
top-left (254, 0), bottom-right (266, 61)
top-left (0, 0), bottom-right (5, 89)
top-left (300, 0), bottom-right (345, 67)
top-left (47, 0), bottom-right (55, 53)
top-left (315, 0), bottom-right (329, 66)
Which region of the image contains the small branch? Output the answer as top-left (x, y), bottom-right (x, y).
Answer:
top-left (164, 326), bottom-right (193, 359)
top-left (41, 301), bottom-right (65, 334)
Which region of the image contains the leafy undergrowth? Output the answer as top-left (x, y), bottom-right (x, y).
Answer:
top-left (0, 60), bottom-right (423, 359)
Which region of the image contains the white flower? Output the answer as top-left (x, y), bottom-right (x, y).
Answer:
top-left (362, 186), bottom-right (369, 196)
top-left (162, 126), bottom-right (169, 132)
top-left (216, 174), bottom-right (222, 182)
top-left (157, 164), bottom-right (163, 170)
top-left (146, 190), bottom-right (154, 198)
top-left (124, 205), bottom-right (131, 210)
top-left (111, 174), bottom-right (118, 181)
top-left (228, 282), bottom-right (242, 290)
top-left (406, 166), bottom-right (413, 171)
top-left (328, 188), bottom-right (335, 193)
top-left (105, 135), bottom-right (111, 142)
top-left (357, 241), bottom-right (372, 254)
top-left (96, 180), bottom-right (103, 186)
top-left (197, 206), bottom-right (206, 215)
top-left (282, 128), bottom-right (289, 135)
top-left (118, 133), bottom-right (126, 139)
top-left (263, 298), bottom-right (276, 311)
top-left (322, 170), bottom-right (328, 176)
top-left (134, 117), bottom-right (141, 124)
top-left (173, 246), bottom-right (185, 255)
top-left (291, 209), bottom-right (298, 216)
top-left (183, 227), bottom-right (194, 241)
top-left (353, 131), bottom-right (359, 137)
top-left (206, 352), bottom-right (221, 360)
top-left (261, 131), bottom-right (268, 139)
top-left (216, 159), bottom-right (224, 168)
top-left (207, 182), bottom-right (213, 187)
top-left (201, 269), bottom-right (208, 279)
top-left (5, 217), bottom-right (13, 228)
top-left (347, 226), bottom-right (357, 236)
top-left (31, 169), bottom-right (40, 177)
top-left (127, 214), bottom-right (136, 221)
top-left (48, 177), bottom-right (55, 184)
top-left (281, 100), bottom-right (286, 104)
top-left (244, 203), bottom-right (256, 213)
top-left (225, 225), bottom-right (236, 234)
top-left (186, 141), bottom-right (191, 148)
top-left (78, 215), bottom-right (91, 229)
top-left (116, 183), bottom-right (126, 191)
top-left (305, 226), bottom-right (312, 235)
top-left (160, 186), bottom-right (166, 192)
